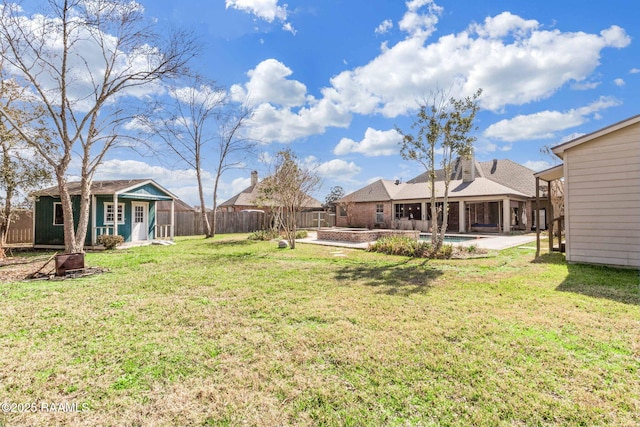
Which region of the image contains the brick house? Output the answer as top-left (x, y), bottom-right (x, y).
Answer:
top-left (336, 157), bottom-right (549, 233)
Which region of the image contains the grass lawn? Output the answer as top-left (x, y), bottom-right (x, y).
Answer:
top-left (0, 235), bottom-right (638, 426)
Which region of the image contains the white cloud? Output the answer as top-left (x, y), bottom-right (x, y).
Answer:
top-left (230, 59), bottom-right (309, 108)
top-left (323, 11), bottom-right (631, 118)
top-left (483, 96), bottom-right (622, 142)
top-left (334, 128), bottom-right (402, 156)
top-left (305, 157), bottom-right (362, 180)
top-left (230, 3), bottom-right (631, 144)
top-left (523, 160), bottom-right (552, 172)
top-left (225, 0), bottom-right (295, 34)
top-left (630, 68), bottom-right (640, 74)
top-left (398, 0), bottom-right (443, 38)
top-left (225, 0), bottom-right (287, 22)
top-left (375, 19), bottom-right (393, 35)
top-left (613, 78), bottom-right (625, 87)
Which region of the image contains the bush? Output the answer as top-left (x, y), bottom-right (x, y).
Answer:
top-left (295, 230), bottom-right (308, 239)
top-left (367, 236), bottom-right (456, 259)
top-left (248, 229), bottom-right (279, 241)
top-left (97, 234), bottom-right (124, 250)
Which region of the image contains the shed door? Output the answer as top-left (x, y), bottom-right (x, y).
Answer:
top-left (132, 203), bottom-right (148, 241)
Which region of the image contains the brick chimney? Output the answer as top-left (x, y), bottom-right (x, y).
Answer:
top-left (251, 170), bottom-right (258, 186)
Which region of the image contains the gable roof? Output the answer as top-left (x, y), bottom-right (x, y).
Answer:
top-left (218, 180), bottom-right (323, 209)
top-left (32, 179), bottom-right (177, 199)
top-left (552, 114), bottom-right (640, 158)
top-left (338, 158), bottom-right (536, 204)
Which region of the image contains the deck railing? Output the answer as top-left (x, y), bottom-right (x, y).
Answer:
top-left (155, 224), bottom-right (173, 240)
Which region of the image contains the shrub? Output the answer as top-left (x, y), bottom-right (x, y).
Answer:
top-left (367, 236), bottom-right (432, 257)
top-left (248, 229), bottom-right (279, 241)
top-left (367, 236), bottom-right (457, 259)
top-left (97, 234), bottom-right (124, 250)
top-left (295, 230), bottom-right (308, 239)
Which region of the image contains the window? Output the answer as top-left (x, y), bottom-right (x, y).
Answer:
top-left (134, 205), bottom-right (145, 223)
top-left (53, 202), bottom-right (64, 226)
top-left (375, 203), bottom-right (384, 223)
top-left (104, 202), bottom-right (124, 224)
top-left (339, 206), bottom-right (347, 217)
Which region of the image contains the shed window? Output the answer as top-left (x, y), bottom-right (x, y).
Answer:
top-left (104, 202), bottom-right (125, 224)
top-left (53, 202), bottom-right (64, 226)
top-left (375, 204), bottom-right (384, 223)
top-left (339, 206), bottom-right (347, 217)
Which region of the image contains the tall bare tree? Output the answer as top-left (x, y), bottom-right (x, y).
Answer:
top-left (397, 88), bottom-right (481, 251)
top-left (137, 75), bottom-right (253, 238)
top-left (258, 149), bottom-right (320, 249)
top-left (0, 0), bottom-right (197, 253)
top-left (0, 77), bottom-right (51, 258)
top-left (210, 105), bottom-right (254, 237)
top-left (140, 74), bottom-right (225, 237)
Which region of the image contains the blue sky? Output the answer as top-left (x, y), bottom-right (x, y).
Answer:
top-left (21, 1), bottom-right (640, 207)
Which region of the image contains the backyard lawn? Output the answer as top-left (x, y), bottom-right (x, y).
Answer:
top-left (0, 235), bottom-right (638, 426)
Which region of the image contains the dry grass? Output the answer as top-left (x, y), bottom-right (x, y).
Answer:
top-left (0, 235), bottom-right (638, 426)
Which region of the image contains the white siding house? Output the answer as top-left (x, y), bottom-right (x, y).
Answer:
top-left (552, 115), bottom-right (640, 268)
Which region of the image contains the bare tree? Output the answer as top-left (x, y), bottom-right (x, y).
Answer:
top-left (139, 74), bottom-right (226, 237)
top-left (210, 105), bottom-right (255, 237)
top-left (0, 77), bottom-right (52, 258)
top-left (397, 88), bottom-right (481, 251)
top-left (0, 0), bottom-right (197, 253)
top-left (258, 149), bottom-right (321, 249)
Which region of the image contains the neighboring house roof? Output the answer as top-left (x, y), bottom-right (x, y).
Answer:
top-left (219, 179), bottom-right (323, 210)
top-left (339, 158), bottom-right (536, 204)
top-left (32, 179), bottom-right (177, 199)
top-left (552, 114), bottom-right (640, 158)
top-left (157, 199), bottom-right (194, 212)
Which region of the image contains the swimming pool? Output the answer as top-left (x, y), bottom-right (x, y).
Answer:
top-left (419, 234), bottom-right (484, 244)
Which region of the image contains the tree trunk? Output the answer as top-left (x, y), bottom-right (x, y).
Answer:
top-left (197, 167), bottom-right (212, 237)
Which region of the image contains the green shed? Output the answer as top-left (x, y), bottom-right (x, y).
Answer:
top-left (32, 179), bottom-right (177, 249)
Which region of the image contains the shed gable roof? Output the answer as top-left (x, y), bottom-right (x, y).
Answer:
top-left (33, 179), bottom-right (176, 199)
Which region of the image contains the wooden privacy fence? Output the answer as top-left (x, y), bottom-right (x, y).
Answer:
top-left (3, 209), bottom-right (337, 243)
top-left (4, 210), bottom-right (33, 244)
top-left (157, 210), bottom-right (336, 237)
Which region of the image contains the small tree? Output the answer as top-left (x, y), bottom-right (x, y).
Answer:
top-left (258, 149), bottom-right (321, 249)
top-left (397, 88), bottom-right (481, 251)
top-left (323, 186), bottom-right (345, 212)
top-left (0, 74), bottom-right (51, 258)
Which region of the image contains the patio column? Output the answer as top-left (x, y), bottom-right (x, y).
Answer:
top-left (536, 177), bottom-right (541, 257)
top-left (502, 197), bottom-right (511, 233)
top-left (458, 201), bottom-right (466, 233)
top-left (113, 193), bottom-right (118, 237)
top-left (547, 180), bottom-right (554, 253)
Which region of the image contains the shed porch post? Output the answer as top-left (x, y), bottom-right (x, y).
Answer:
top-left (113, 193), bottom-right (118, 237)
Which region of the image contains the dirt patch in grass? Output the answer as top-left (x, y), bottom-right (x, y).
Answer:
top-left (0, 255), bottom-right (108, 282)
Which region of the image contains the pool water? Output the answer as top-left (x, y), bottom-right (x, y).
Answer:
top-left (419, 234), bottom-right (483, 243)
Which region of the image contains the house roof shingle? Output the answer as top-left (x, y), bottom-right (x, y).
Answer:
top-left (338, 158), bottom-right (536, 204)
